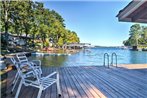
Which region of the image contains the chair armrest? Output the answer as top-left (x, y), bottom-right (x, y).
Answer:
top-left (19, 62), bottom-right (32, 70)
top-left (45, 71), bottom-right (57, 79)
top-left (19, 62), bottom-right (37, 76)
top-left (24, 70), bottom-right (34, 77)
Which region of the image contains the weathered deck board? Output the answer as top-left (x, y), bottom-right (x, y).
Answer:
top-left (88, 69), bottom-right (142, 98)
top-left (70, 67), bottom-right (103, 98)
top-left (4, 66), bottom-right (147, 98)
top-left (87, 67), bottom-right (144, 97)
top-left (66, 67), bottom-right (88, 98)
top-left (68, 67), bottom-right (95, 98)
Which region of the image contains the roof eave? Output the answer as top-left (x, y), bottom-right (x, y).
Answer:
top-left (117, 0), bottom-right (146, 20)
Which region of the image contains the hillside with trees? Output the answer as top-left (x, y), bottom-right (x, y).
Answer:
top-left (0, 0), bottom-right (80, 52)
top-left (123, 24), bottom-right (147, 48)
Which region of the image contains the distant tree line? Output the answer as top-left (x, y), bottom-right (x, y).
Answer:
top-left (123, 24), bottom-right (147, 46)
top-left (0, 0), bottom-right (80, 49)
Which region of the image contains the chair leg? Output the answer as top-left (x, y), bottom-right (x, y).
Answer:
top-left (56, 71), bottom-right (61, 96)
top-left (15, 80), bottom-right (22, 98)
top-left (11, 74), bottom-right (19, 93)
top-left (37, 88), bottom-right (43, 98)
top-left (12, 72), bottom-right (18, 85)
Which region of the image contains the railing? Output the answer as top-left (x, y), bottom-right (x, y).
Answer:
top-left (111, 52), bottom-right (117, 67)
top-left (103, 53), bottom-right (109, 68)
top-left (103, 52), bottom-right (118, 68)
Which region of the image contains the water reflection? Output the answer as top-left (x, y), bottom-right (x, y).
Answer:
top-left (30, 48), bottom-right (147, 67)
top-left (30, 55), bottom-right (68, 67)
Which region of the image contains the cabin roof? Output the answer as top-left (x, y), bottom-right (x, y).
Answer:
top-left (117, 0), bottom-right (147, 23)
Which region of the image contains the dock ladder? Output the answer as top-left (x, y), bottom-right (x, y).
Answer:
top-left (103, 53), bottom-right (109, 68)
top-left (111, 52), bottom-right (117, 68)
top-left (103, 52), bottom-right (118, 68)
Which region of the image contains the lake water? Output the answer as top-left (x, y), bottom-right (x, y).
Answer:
top-left (30, 47), bottom-right (147, 67)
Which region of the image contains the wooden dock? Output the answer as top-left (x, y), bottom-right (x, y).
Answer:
top-left (5, 66), bottom-right (147, 98)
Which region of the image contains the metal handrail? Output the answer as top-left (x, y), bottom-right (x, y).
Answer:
top-left (111, 52), bottom-right (117, 67)
top-left (103, 53), bottom-right (109, 68)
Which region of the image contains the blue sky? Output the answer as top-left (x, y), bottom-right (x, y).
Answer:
top-left (42, 1), bottom-right (143, 46)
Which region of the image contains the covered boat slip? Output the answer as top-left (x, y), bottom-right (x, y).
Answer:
top-left (5, 66), bottom-right (147, 98)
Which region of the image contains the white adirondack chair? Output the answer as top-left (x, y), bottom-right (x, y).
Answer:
top-left (11, 57), bottom-right (61, 98)
top-left (10, 57), bottom-right (41, 93)
top-left (11, 53), bottom-right (42, 93)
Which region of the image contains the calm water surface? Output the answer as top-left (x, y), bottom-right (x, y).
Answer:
top-left (30, 47), bottom-right (147, 67)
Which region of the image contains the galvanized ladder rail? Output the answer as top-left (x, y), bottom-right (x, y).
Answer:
top-left (103, 53), bottom-right (109, 68)
top-left (111, 52), bottom-right (117, 68)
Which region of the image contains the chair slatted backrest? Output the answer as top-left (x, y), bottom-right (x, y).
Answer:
top-left (16, 53), bottom-right (42, 75)
top-left (10, 57), bottom-right (25, 78)
top-left (18, 63), bottom-right (41, 86)
top-left (10, 57), bottom-right (40, 84)
top-left (13, 54), bottom-right (43, 86)
top-left (16, 53), bottom-right (28, 63)
top-left (10, 57), bottom-right (17, 65)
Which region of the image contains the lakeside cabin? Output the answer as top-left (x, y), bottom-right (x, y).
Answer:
top-left (1, 32), bottom-right (32, 46)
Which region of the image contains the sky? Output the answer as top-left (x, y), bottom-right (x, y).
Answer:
top-left (42, 0), bottom-right (145, 46)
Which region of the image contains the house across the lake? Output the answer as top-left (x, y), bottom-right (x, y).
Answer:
top-left (1, 32), bottom-right (32, 46)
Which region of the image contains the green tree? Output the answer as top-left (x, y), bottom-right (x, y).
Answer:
top-left (1, 1), bottom-right (80, 51)
top-left (129, 24), bottom-right (141, 46)
top-left (1, 0), bottom-right (11, 47)
top-left (140, 26), bottom-right (147, 45)
top-left (39, 24), bottom-right (49, 48)
top-left (123, 24), bottom-right (147, 46)
top-left (58, 37), bottom-right (64, 47)
top-left (65, 30), bottom-right (80, 44)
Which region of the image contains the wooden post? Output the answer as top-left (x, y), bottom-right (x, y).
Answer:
top-left (57, 71), bottom-right (61, 96)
